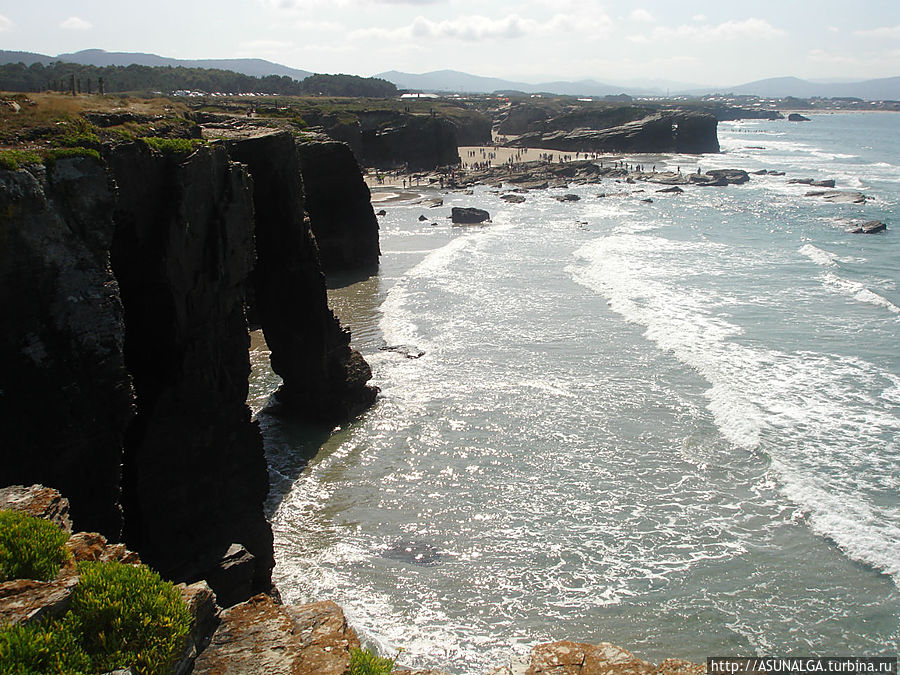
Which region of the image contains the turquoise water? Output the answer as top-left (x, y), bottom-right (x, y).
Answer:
top-left (260, 113), bottom-right (900, 673)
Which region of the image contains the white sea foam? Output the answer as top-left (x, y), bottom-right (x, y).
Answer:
top-left (821, 272), bottom-right (900, 316)
top-left (799, 243), bottom-right (840, 267)
top-left (570, 233), bottom-right (900, 585)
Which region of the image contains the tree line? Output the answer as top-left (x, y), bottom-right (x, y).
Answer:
top-left (0, 61), bottom-right (398, 98)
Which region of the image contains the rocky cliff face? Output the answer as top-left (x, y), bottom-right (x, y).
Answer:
top-left (295, 137), bottom-right (380, 274)
top-left (226, 131), bottom-right (378, 423)
top-left (361, 116), bottom-right (461, 170)
top-left (106, 141), bottom-right (274, 602)
top-left (0, 157), bottom-right (133, 541)
top-left (510, 111), bottom-right (720, 154)
top-left (1, 134), bottom-right (379, 606)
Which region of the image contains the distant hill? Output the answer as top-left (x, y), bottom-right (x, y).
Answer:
top-left (0, 49), bottom-right (312, 81)
top-left (377, 69), bottom-right (647, 97)
top-left (706, 75), bottom-right (900, 100)
top-left (379, 69), bottom-right (900, 101)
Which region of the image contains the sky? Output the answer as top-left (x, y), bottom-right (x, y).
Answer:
top-left (2, 1), bottom-right (900, 86)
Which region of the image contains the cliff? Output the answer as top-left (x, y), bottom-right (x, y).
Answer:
top-left (0, 157), bottom-right (133, 540)
top-left (508, 111), bottom-right (720, 154)
top-left (295, 136), bottom-right (380, 274)
top-left (1, 132), bottom-right (379, 606)
top-left (106, 141), bottom-right (273, 604)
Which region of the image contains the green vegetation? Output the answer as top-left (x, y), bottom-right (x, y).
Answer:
top-left (140, 136), bottom-right (205, 155)
top-left (349, 647), bottom-right (397, 675)
top-left (0, 510), bottom-right (70, 582)
top-left (0, 149), bottom-right (42, 170)
top-left (45, 147), bottom-right (102, 166)
top-left (0, 512), bottom-right (191, 674)
top-left (299, 74), bottom-right (397, 98)
top-left (69, 560), bottom-right (191, 674)
top-left (0, 621), bottom-right (91, 675)
top-left (0, 61), bottom-right (398, 98)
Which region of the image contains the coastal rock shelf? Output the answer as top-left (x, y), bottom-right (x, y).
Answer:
top-left (507, 111), bottom-right (720, 154)
top-left (0, 131), bottom-right (379, 606)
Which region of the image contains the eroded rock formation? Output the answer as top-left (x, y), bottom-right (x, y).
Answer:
top-left (295, 136), bottom-right (380, 273)
top-left (226, 131), bottom-right (378, 422)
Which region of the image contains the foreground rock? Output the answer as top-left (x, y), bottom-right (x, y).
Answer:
top-left (488, 641), bottom-right (705, 675)
top-left (193, 595), bottom-right (359, 675)
top-left (452, 207), bottom-right (491, 224)
top-left (0, 484), bottom-right (72, 532)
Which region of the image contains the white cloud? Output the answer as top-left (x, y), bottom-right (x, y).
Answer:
top-left (629, 18), bottom-right (786, 44)
top-left (60, 16), bottom-right (92, 30)
top-left (294, 19), bottom-right (342, 31)
top-left (692, 14), bottom-right (706, 22)
top-left (827, 26), bottom-right (839, 33)
top-left (237, 39), bottom-right (295, 56)
top-left (0, 14), bottom-right (12, 31)
top-left (807, 49), bottom-right (858, 65)
top-left (260, 0), bottom-right (439, 8)
top-left (628, 9), bottom-right (654, 23)
top-left (350, 13), bottom-right (590, 43)
top-left (853, 25), bottom-right (900, 39)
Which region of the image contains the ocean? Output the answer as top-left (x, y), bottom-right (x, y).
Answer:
top-left (251, 112), bottom-right (900, 673)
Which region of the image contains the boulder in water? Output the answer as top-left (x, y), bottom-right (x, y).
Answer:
top-left (451, 207), bottom-right (490, 224)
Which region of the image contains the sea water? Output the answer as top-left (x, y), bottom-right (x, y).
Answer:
top-left (257, 112), bottom-right (900, 673)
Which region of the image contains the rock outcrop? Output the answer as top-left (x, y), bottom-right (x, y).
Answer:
top-left (508, 111), bottom-right (720, 154)
top-left (361, 116), bottom-right (461, 170)
top-left (107, 141), bottom-right (274, 603)
top-left (295, 136), bottom-right (380, 274)
top-left (226, 131), bottom-right (378, 422)
top-left (193, 595), bottom-right (360, 675)
top-left (489, 641), bottom-right (705, 675)
top-left (0, 158), bottom-right (133, 541)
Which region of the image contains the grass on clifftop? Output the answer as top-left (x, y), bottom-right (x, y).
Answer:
top-left (0, 510), bottom-right (71, 582)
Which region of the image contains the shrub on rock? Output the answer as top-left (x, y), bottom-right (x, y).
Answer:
top-left (0, 510), bottom-right (71, 582)
top-left (71, 560), bottom-right (192, 674)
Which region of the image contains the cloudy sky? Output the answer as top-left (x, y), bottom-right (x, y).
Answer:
top-left (2, 1), bottom-right (899, 86)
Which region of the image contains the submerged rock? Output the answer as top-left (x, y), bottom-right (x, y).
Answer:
top-left (806, 190), bottom-right (867, 204)
top-left (848, 220), bottom-right (887, 234)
